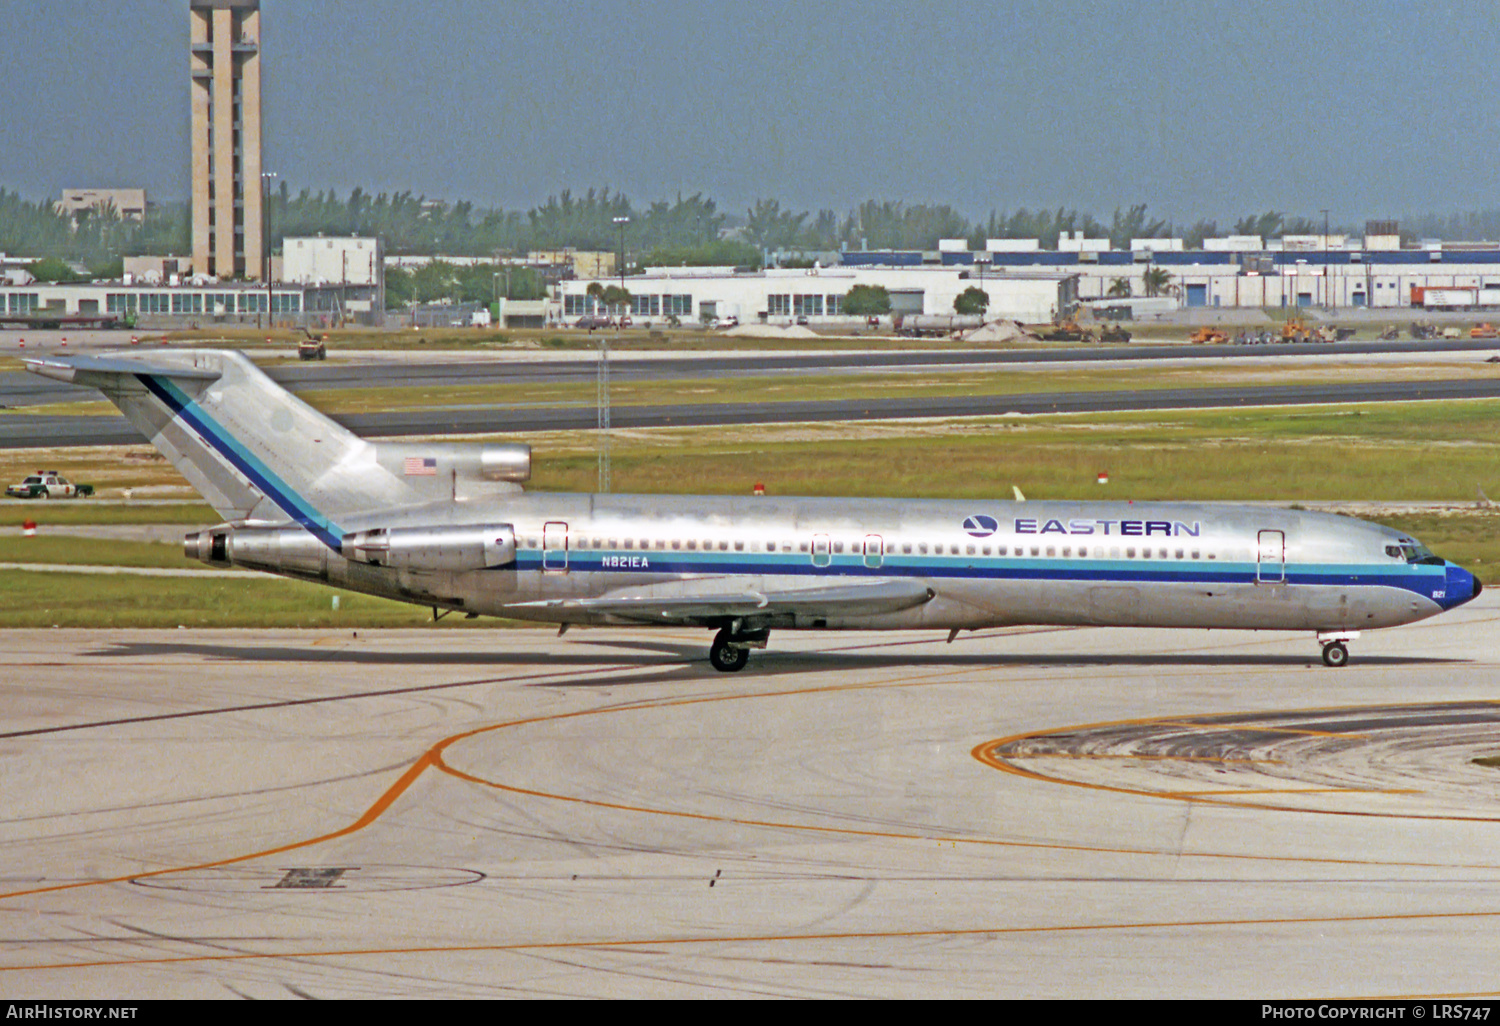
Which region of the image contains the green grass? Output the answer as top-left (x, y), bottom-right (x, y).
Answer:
top-left (0, 536), bottom-right (198, 568)
top-left (525, 402), bottom-right (1500, 504)
top-left (0, 570), bottom-right (506, 628)
top-left (0, 503), bottom-right (218, 526)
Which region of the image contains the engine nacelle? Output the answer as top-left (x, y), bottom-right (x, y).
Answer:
top-left (340, 524), bottom-right (517, 572)
top-left (475, 445), bottom-right (531, 483)
top-left (185, 525), bottom-right (329, 577)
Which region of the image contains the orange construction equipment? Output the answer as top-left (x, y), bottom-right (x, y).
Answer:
top-left (1470, 323), bottom-right (1498, 338)
top-left (1189, 326), bottom-right (1229, 344)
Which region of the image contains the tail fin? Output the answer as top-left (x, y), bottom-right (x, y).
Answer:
top-left (26, 350), bottom-right (529, 546)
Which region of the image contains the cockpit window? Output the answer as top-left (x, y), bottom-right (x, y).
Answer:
top-left (1386, 541), bottom-right (1444, 565)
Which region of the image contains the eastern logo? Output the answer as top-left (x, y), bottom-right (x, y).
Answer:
top-left (963, 514), bottom-right (999, 538)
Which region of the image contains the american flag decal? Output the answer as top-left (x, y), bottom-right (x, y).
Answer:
top-left (404, 457), bottom-right (437, 476)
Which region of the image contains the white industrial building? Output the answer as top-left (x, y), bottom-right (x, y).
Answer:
top-left (282, 236), bottom-right (382, 287)
top-left (558, 265), bottom-right (1079, 326)
top-left (845, 233), bottom-right (1500, 313)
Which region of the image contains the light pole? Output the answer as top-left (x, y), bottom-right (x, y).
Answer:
top-left (1320, 208), bottom-right (1330, 309)
top-left (975, 253), bottom-right (991, 322)
top-left (612, 215), bottom-right (630, 318)
top-left (261, 172), bottom-right (277, 327)
top-left (600, 216), bottom-right (628, 493)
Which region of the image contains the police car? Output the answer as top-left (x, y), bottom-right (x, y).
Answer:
top-left (5, 471), bottom-right (94, 499)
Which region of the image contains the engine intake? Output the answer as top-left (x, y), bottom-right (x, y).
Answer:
top-left (341, 524), bottom-right (517, 572)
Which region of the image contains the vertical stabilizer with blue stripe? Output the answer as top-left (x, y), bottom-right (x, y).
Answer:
top-left (26, 350), bottom-right (413, 536)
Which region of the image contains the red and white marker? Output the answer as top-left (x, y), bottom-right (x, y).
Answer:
top-left (753, 483), bottom-right (765, 496)
top-left (22, 519), bottom-right (37, 538)
top-left (1097, 471), bottom-right (1109, 485)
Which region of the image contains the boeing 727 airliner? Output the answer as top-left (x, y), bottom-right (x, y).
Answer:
top-left (27, 350), bottom-right (1481, 670)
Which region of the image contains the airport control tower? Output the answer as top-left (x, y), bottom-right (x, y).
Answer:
top-left (189, 0), bottom-right (263, 280)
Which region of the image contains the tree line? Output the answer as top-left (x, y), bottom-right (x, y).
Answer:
top-left (4, 182), bottom-right (1498, 274)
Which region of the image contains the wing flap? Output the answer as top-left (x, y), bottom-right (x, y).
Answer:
top-left (513, 578), bottom-right (933, 624)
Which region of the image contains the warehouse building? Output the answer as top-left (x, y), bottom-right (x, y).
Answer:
top-left (557, 265), bottom-right (1078, 326)
top-left (844, 229), bottom-right (1500, 312)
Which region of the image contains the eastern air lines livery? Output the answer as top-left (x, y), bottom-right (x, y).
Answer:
top-left (28, 350), bottom-right (1482, 671)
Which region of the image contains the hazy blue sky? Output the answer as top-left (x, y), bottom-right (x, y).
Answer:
top-left (2, 0), bottom-right (1497, 225)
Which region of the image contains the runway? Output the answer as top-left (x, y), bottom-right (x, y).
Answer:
top-left (6, 375), bottom-right (1500, 448)
top-left (3, 592), bottom-right (1499, 997)
top-left (4, 335), bottom-right (1499, 407)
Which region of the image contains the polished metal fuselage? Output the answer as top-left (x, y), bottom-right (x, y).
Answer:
top-left (279, 493), bottom-right (1463, 634)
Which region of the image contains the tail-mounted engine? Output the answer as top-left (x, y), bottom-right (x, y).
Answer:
top-left (340, 524), bottom-right (517, 572)
top-left (185, 525), bottom-right (331, 578)
top-left (185, 523), bottom-right (518, 576)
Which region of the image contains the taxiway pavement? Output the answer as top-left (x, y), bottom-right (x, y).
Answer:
top-left (3, 593), bottom-right (1499, 997)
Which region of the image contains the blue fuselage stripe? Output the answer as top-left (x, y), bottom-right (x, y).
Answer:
top-left (511, 552), bottom-right (1449, 597)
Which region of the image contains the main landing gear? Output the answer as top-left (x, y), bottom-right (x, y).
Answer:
top-left (1318, 631), bottom-right (1359, 668)
top-left (709, 627), bottom-right (770, 673)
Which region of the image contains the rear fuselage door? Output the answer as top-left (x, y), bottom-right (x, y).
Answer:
top-left (543, 521), bottom-right (569, 572)
top-left (1256, 529), bottom-right (1285, 583)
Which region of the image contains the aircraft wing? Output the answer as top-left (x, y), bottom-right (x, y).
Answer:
top-left (511, 578), bottom-right (933, 625)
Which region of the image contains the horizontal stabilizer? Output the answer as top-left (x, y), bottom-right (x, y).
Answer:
top-left (513, 578), bottom-right (933, 625)
top-left (26, 355), bottom-right (222, 386)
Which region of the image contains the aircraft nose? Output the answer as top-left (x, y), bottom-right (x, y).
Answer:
top-left (1442, 563), bottom-right (1482, 610)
